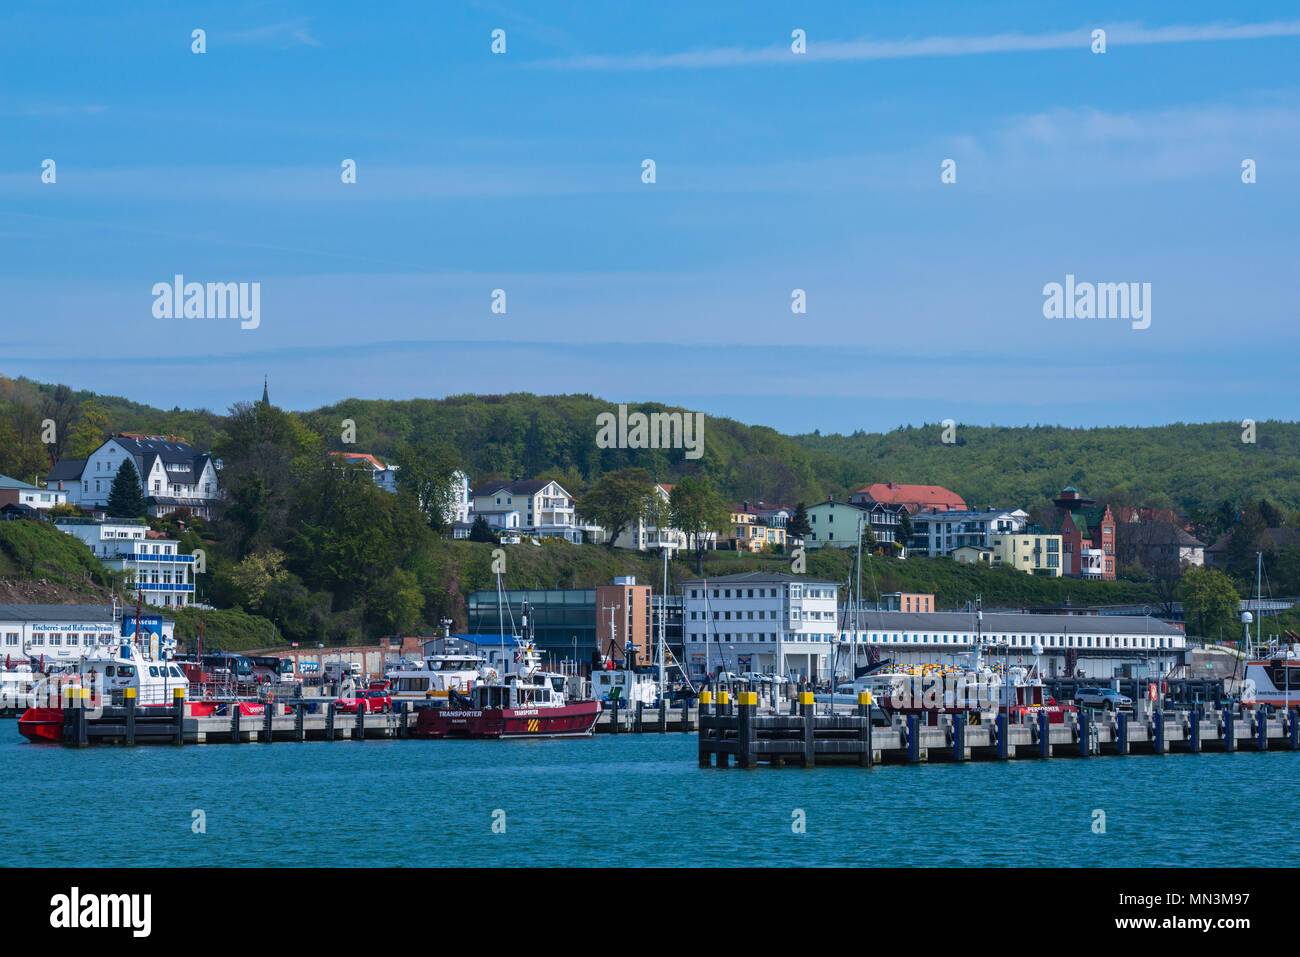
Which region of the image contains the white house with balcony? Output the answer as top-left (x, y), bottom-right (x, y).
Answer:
top-left (908, 508), bottom-right (1029, 557)
top-left (681, 572), bottom-right (840, 682)
top-left (472, 479), bottom-right (584, 543)
top-left (46, 434), bottom-right (220, 518)
top-left (54, 517), bottom-right (196, 608)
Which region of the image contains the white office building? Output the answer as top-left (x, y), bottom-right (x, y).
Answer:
top-left (681, 572), bottom-right (840, 681)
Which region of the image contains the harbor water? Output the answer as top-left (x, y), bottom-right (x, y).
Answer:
top-left (1, 734), bottom-right (1293, 867)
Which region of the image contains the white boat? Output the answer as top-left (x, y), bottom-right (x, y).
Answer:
top-left (1242, 643), bottom-right (1300, 708)
top-left (1, 659), bottom-right (36, 714)
top-left (386, 653), bottom-right (497, 706)
top-left (590, 663), bottom-right (659, 707)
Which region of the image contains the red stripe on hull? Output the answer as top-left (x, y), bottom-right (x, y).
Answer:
top-left (412, 700), bottom-right (601, 739)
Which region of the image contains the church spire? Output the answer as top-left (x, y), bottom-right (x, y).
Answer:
top-left (261, 375), bottom-right (269, 406)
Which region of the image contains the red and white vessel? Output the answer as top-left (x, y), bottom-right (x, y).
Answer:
top-left (17, 634), bottom-right (192, 743)
top-left (412, 634), bottom-right (600, 739)
top-left (1242, 641), bottom-right (1300, 708)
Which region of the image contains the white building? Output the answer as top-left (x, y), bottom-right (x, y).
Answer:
top-left (0, 603), bottom-right (175, 667)
top-left (839, 610), bottom-right (1188, 681)
top-left (54, 517), bottom-right (196, 608)
top-left (0, 474), bottom-right (67, 511)
top-left (46, 434), bottom-right (220, 518)
top-left (327, 452), bottom-right (399, 493)
top-left (681, 572), bottom-right (840, 681)
top-left (909, 508), bottom-right (1029, 557)
top-left (473, 479), bottom-right (584, 543)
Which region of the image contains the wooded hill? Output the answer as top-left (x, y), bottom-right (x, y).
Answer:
top-left (7, 374), bottom-right (1297, 515)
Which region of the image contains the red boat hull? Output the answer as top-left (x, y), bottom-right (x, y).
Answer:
top-left (413, 700), bottom-right (601, 738)
top-left (17, 707), bottom-right (63, 742)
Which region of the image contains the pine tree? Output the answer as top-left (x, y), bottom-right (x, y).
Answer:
top-left (468, 515), bottom-right (498, 543)
top-left (788, 502), bottom-right (812, 538)
top-left (106, 458), bottom-right (148, 518)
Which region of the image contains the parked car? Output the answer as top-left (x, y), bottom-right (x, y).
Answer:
top-left (1074, 687), bottom-right (1133, 711)
top-left (334, 689), bottom-right (392, 714)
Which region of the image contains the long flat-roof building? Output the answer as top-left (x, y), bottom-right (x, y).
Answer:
top-left (839, 609), bottom-right (1187, 680)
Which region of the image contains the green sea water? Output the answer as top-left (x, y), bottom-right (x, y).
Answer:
top-left (1, 733), bottom-right (1292, 867)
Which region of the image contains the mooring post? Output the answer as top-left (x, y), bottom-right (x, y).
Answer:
top-left (658, 696), bottom-right (667, 733)
top-left (1224, 709), bottom-right (1235, 753)
top-left (1037, 709), bottom-right (1050, 758)
top-left (77, 686), bottom-right (89, 747)
top-left (858, 691), bottom-right (873, 766)
top-left (263, 699), bottom-right (274, 743)
top-left (173, 687), bottom-right (185, 746)
top-left (1256, 709), bottom-right (1268, 751)
top-left (295, 701), bottom-right (305, 742)
top-left (1077, 709), bottom-right (1090, 757)
top-left (231, 702), bottom-right (241, 743)
top-left (1291, 708), bottom-right (1300, 750)
top-left (398, 701), bottom-right (408, 738)
top-left (698, 690), bottom-right (713, 767)
top-left (355, 702), bottom-right (365, 740)
top-left (1116, 710), bottom-right (1128, 755)
top-left (1153, 709), bottom-right (1165, 754)
top-left (1188, 708), bottom-right (1201, 753)
top-left (635, 700), bottom-right (644, 733)
top-left (996, 712), bottom-right (1009, 759)
top-left (125, 686), bottom-right (137, 746)
top-left (952, 711), bottom-right (966, 761)
top-left (62, 686), bottom-right (75, 744)
top-left (737, 690), bottom-right (757, 767)
top-left (681, 697), bottom-right (692, 732)
top-left (325, 701), bottom-right (336, 740)
top-left (800, 689), bottom-right (816, 767)
top-left (906, 714), bottom-right (920, 763)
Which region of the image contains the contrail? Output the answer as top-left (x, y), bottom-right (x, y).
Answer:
top-left (533, 19), bottom-right (1300, 71)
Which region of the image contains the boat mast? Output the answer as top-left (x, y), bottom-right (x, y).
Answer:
top-left (1256, 550), bottom-right (1263, 656)
top-left (496, 566), bottom-right (506, 674)
top-left (658, 547), bottom-right (667, 696)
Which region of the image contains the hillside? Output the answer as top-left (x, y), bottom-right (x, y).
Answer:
top-left (794, 422), bottom-right (1300, 515)
top-left (7, 374), bottom-right (1299, 514)
top-left (0, 518), bottom-right (116, 602)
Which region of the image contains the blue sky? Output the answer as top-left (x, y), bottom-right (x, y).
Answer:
top-left (2, 1), bottom-right (1298, 434)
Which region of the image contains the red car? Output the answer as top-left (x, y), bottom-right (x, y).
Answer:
top-left (333, 689), bottom-right (392, 714)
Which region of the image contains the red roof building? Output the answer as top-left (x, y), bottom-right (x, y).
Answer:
top-left (849, 482), bottom-right (967, 513)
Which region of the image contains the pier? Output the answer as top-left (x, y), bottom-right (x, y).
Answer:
top-left (38, 692), bottom-right (701, 745)
top-left (697, 690), bottom-right (1300, 767)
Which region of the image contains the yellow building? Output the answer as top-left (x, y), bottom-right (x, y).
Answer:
top-left (990, 530), bottom-right (1063, 576)
top-left (723, 510), bottom-right (788, 553)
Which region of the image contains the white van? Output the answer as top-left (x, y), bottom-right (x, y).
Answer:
top-left (322, 661), bottom-right (362, 682)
